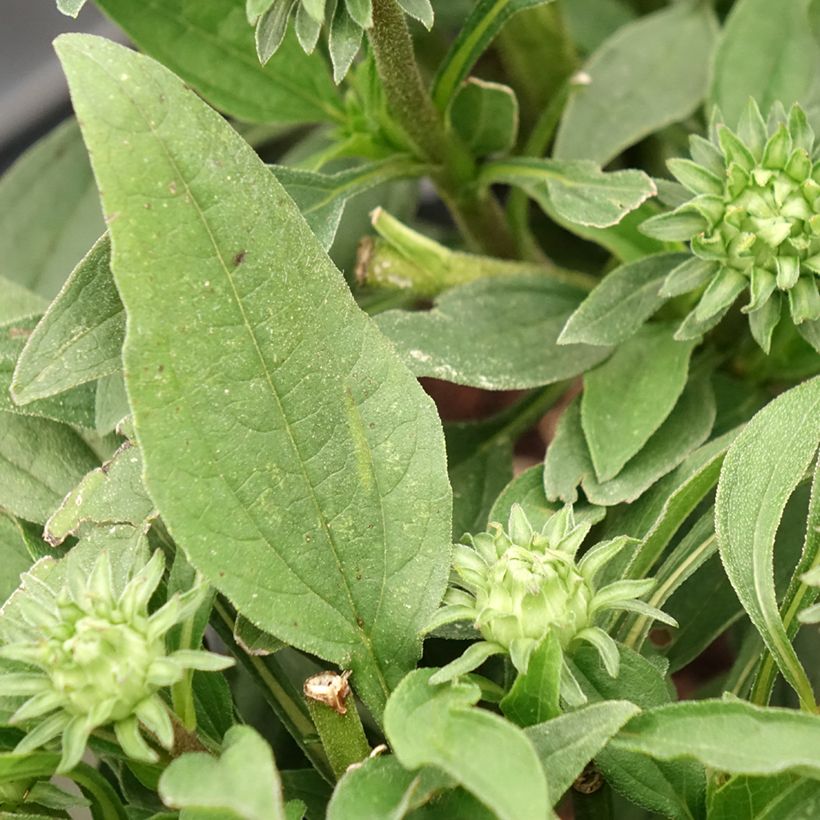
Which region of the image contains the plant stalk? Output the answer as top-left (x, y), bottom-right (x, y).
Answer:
top-left (367, 0), bottom-right (517, 258)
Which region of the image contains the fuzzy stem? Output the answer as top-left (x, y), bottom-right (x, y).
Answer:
top-left (367, 0), bottom-right (517, 257)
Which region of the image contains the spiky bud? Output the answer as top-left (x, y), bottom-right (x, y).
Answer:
top-left (641, 100), bottom-right (820, 352)
top-left (247, 0), bottom-right (434, 82)
top-left (0, 549), bottom-right (233, 773)
top-left (425, 505), bottom-right (675, 685)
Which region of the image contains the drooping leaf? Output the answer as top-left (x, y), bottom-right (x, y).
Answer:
top-left (710, 0), bottom-right (820, 126)
top-left (58, 34), bottom-right (452, 718)
top-left (614, 700), bottom-right (820, 778)
top-left (525, 700), bottom-right (640, 801)
top-left (554, 0), bottom-right (718, 165)
top-left (95, 0), bottom-right (342, 124)
top-left (12, 236), bottom-right (123, 404)
top-left (376, 275), bottom-right (610, 390)
top-left (0, 120), bottom-right (104, 299)
top-left (384, 669), bottom-right (552, 820)
top-left (482, 158), bottom-right (656, 229)
top-left (581, 324), bottom-right (696, 481)
top-left (431, 0), bottom-right (553, 110)
top-left (159, 726), bottom-right (287, 820)
top-left (558, 253), bottom-right (687, 347)
top-left (716, 376), bottom-right (820, 708)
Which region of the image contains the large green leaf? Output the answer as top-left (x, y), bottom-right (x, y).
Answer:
top-left (710, 0), bottom-right (820, 126)
top-left (554, 0), bottom-right (718, 164)
top-left (0, 412), bottom-right (99, 523)
top-left (716, 376), bottom-right (820, 708)
top-left (481, 158), bottom-right (656, 229)
top-left (581, 324), bottom-right (696, 481)
top-left (614, 700), bottom-right (820, 778)
top-left (58, 34), bottom-right (452, 717)
top-left (376, 276), bottom-right (610, 390)
top-left (159, 726), bottom-right (287, 819)
top-left (525, 701), bottom-right (640, 802)
top-left (0, 120), bottom-right (104, 299)
top-left (431, 0), bottom-right (553, 110)
top-left (384, 669), bottom-right (551, 820)
top-left (708, 773), bottom-right (820, 820)
top-left (558, 254), bottom-right (687, 347)
top-left (95, 0), bottom-right (341, 124)
top-left (12, 236), bottom-right (122, 404)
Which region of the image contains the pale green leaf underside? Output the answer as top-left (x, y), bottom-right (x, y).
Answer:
top-left (58, 34), bottom-right (451, 717)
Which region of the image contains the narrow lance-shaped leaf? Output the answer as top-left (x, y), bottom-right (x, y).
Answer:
top-left (58, 34), bottom-right (452, 718)
top-left (716, 376), bottom-right (820, 708)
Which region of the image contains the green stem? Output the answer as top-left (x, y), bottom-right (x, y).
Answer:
top-left (305, 690), bottom-right (371, 779)
top-left (211, 600), bottom-right (334, 781)
top-left (367, 0), bottom-right (517, 258)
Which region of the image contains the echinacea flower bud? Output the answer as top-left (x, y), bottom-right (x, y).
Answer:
top-left (641, 100), bottom-right (820, 352)
top-left (424, 505), bottom-right (675, 689)
top-left (0, 549), bottom-right (233, 773)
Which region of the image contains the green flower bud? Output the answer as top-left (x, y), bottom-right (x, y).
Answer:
top-left (425, 505), bottom-right (676, 685)
top-left (641, 100), bottom-right (820, 351)
top-left (0, 549), bottom-right (233, 773)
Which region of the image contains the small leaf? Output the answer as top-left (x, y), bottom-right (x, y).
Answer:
top-left (12, 236), bottom-right (123, 404)
top-left (558, 253), bottom-right (687, 346)
top-left (396, 0), bottom-right (433, 29)
top-left (482, 157), bottom-right (656, 228)
top-left (159, 726), bottom-right (287, 819)
top-left (384, 669), bottom-right (552, 820)
top-left (255, 0), bottom-right (298, 63)
top-left (329, 0), bottom-right (364, 83)
top-left (500, 633), bottom-right (561, 727)
top-left (581, 324), bottom-right (696, 481)
top-left (449, 79), bottom-right (519, 156)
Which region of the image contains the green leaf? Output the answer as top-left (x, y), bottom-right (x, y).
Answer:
top-left (716, 376), bottom-right (820, 708)
top-left (449, 79), bottom-right (519, 157)
top-left (500, 633), bottom-right (561, 727)
top-left (563, 0), bottom-right (635, 54)
top-left (431, 0), bottom-right (553, 110)
top-left (554, 0), bottom-right (718, 165)
top-left (255, 0), bottom-right (297, 63)
top-left (59, 34), bottom-right (452, 718)
top-left (0, 412), bottom-right (99, 523)
top-left (159, 726), bottom-right (287, 820)
top-left (568, 644), bottom-right (706, 820)
top-left (0, 514), bottom-right (34, 605)
top-left (525, 701), bottom-right (640, 801)
top-left (328, 1), bottom-right (363, 83)
top-left (615, 700), bottom-right (820, 778)
top-left (708, 773), bottom-right (820, 820)
top-left (327, 756), bottom-right (449, 820)
top-left (0, 318), bottom-right (97, 430)
top-left (0, 120), bottom-right (104, 299)
top-left (376, 275), bottom-right (610, 389)
top-left (582, 325), bottom-right (696, 481)
top-left (558, 253), bottom-right (687, 347)
top-left (482, 158), bottom-right (656, 229)
top-left (43, 441), bottom-right (155, 546)
top-left (0, 278), bottom-right (47, 326)
top-left (543, 397), bottom-right (592, 504)
top-left (384, 669), bottom-right (552, 820)
top-left (396, 0), bottom-right (434, 29)
top-left (12, 236), bottom-right (123, 404)
top-left (94, 372), bottom-right (130, 435)
top-left (582, 376), bottom-right (716, 507)
top-left (57, 0), bottom-right (87, 15)
top-left (710, 0), bottom-right (820, 127)
top-left (95, 0), bottom-right (341, 124)
top-left (271, 159), bottom-right (427, 251)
